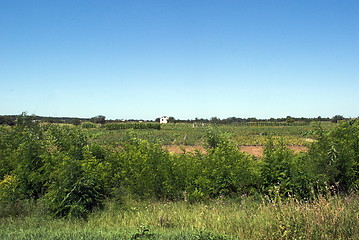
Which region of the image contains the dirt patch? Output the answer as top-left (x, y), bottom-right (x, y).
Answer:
top-left (287, 145), bottom-right (308, 153)
top-left (239, 146), bottom-right (264, 157)
top-left (240, 145), bottom-right (308, 157)
top-left (163, 145), bottom-right (308, 157)
top-left (163, 145), bottom-right (206, 154)
top-left (239, 145), bottom-right (308, 157)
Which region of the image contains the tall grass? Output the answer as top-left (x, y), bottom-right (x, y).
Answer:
top-left (1, 194), bottom-right (358, 239)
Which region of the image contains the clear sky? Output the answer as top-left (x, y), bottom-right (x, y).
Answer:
top-left (1, 0), bottom-right (358, 120)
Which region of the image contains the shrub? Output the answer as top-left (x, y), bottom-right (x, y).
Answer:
top-left (306, 120), bottom-right (359, 193)
top-left (118, 138), bottom-right (177, 199)
top-left (0, 175), bottom-right (21, 202)
top-left (185, 131), bottom-right (259, 201)
top-left (42, 155), bottom-right (105, 218)
top-left (260, 139), bottom-right (312, 199)
top-left (81, 122), bottom-right (97, 129)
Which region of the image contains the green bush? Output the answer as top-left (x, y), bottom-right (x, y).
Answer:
top-left (81, 122), bottom-right (97, 129)
top-left (116, 138), bottom-right (178, 199)
top-left (184, 131), bottom-right (259, 202)
top-left (42, 156), bottom-right (105, 218)
top-left (0, 175), bottom-right (22, 204)
top-left (260, 139), bottom-right (311, 199)
top-left (306, 120), bottom-right (359, 194)
top-left (41, 127), bottom-right (106, 218)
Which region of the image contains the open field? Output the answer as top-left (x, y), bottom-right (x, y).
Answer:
top-left (88, 121), bottom-right (335, 147)
top-left (1, 117), bottom-right (357, 239)
top-left (163, 145), bottom-right (308, 157)
top-left (88, 121), bottom-right (328, 158)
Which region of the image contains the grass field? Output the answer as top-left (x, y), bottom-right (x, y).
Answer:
top-left (1, 193), bottom-right (358, 239)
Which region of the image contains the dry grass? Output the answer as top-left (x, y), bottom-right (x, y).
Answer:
top-left (1, 194), bottom-right (357, 239)
top-left (86, 194), bottom-right (359, 239)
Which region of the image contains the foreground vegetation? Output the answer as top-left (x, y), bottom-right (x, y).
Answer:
top-left (1, 194), bottom-right (358, 239)
top-left (0, 114), bottom-right (358, 239)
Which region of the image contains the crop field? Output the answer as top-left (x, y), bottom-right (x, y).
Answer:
top-left (84, 121), bottom-right (333, 157)
top-left (0, 116), bottom-right (357, 239)
top-left (87, 121), bottom-right (334, 146)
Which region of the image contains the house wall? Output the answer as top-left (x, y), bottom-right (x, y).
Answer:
top-left (160, 117), bottom-right (169, 124)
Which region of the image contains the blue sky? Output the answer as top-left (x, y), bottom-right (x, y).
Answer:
top-left (1, 0), bottom-right (358, 120)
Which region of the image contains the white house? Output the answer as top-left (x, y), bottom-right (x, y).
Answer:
top-left (160, 116), bottom-right (170, 124)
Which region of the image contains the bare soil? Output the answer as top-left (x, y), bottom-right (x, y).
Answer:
top-left (239, 145), bottom-right (308, 157)
top-left (163, 145), bottom-right (207, 154)
top-left (163, 145), bottom-right (308, 157)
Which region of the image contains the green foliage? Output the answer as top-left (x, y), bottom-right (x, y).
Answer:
top-left (205, 128), bottom-right (229, 149)
top-left (0, 115), bottom-right (107, 218)
top-left (260, 138), bottom-right (313, 199)
top-left (0, 115), bottom-right (15, 126)
top-left (0, 114), bottom-right (358, 222)
top-left (81, 121), bottom-right (97, 129)
top-left (306, 120), bottom-right (359, 193)
top-left (44, 125), bottom-right (88, 160)
top-left (115, 138), bottom-right (178, 199)
top-left (0, 126), bottom-right (15, 179)
top-left (331, 114), bottom-right (345, 123)
top-left (130, 226), bottom-right (154, 239)
top-left (261, 139), bottom-right (294, 194)
top-left (183, 131), bottom-right (259, 202)
top-left (0, 113), bottom-right (47, 198)
top-left (91, 115), bottom-right (106, 124)
top-left (104, 122), bottom-right (161, 130)
top-left (0, 175), bottom-right (21, 203)
top-left (41, 127), bottom-right (106, 218)
top-left (69, 118), bottom-right (81, 125)
top-left (43, 156), bottom-right (105, 218)
top-left (15, 112), bottom-right (39, 130)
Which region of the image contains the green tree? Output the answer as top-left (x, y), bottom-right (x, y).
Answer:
top-left (331, 115), bottom-right (345, 123)
top-left (0, 116), bottom-right (15, 126)
top-left (306, 120), bottom-right (359, 193)
top-left (91, 115), bottom-right (106, 124)
top-left (286, 116), bottom-right (295, 124)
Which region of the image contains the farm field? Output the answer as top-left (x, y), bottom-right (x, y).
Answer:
top-left (84, 121), bottom-right (334, 158)
top-left (87, 121), bottom-right (334, 151)
top-left (163, 145), bottom-right (308, 157)
top-left (0, 116), bottom-right (358, 239)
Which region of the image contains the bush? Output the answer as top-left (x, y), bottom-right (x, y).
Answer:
top-left (42, 155), bottom-right (105, 218)
top-left (0, 175), bottom-right (21, 202)
top-left (81, 122), bottom-right (97, 129)
top-left (185, 131), bottom-right (259, 202)
top-left (306, 120), bottom-right (359, 193)
top-left (117, 138), bottom-right (178, 199)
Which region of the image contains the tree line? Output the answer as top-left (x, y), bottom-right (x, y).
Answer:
top-left (0, 114), bottom-right (351, 126)
top-left (168, 115), bottom-right (349, 124)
